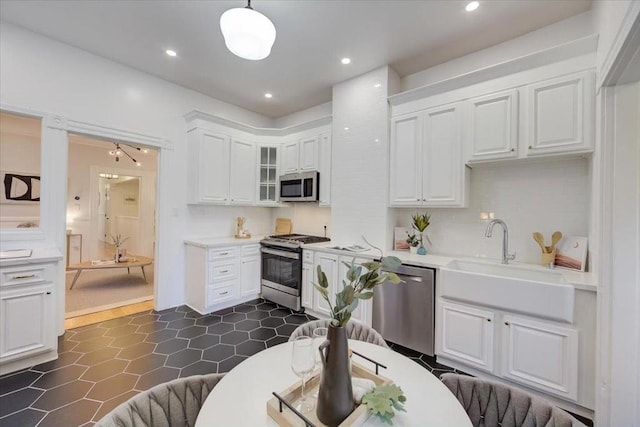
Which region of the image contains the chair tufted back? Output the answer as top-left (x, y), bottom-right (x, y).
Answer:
top-left (95, 373), bottom-right (224, 427)
top-left (441, 373), bottom-right (587, 427)
top-left (288, 319), bottom-right (389, 348)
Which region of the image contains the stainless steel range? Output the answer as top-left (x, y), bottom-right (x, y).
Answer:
top-left (260, 234), bottom-right (330, 311)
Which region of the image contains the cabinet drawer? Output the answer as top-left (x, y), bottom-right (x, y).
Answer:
top-left (208, 247), bottom-right (237, 261)
top-left (303, 250), bottom-right (314, 264)
top-left (1, 265), bottom-right (51, 287)
top-left (241, 244), bottom-right (260, 257)
top-left (207, 283), bottom-right (236, 306)
top-left (208, 261), bottom-right (237, 282)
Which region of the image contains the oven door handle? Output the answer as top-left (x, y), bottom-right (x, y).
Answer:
top-left (260, 247), bottom-right (300, 260)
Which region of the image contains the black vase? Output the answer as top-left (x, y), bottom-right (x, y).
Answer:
top-left (316, 324), bottom-right (355, 426)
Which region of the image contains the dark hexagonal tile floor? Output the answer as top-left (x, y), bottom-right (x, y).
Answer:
top-left (0, 298), bottom-right (474, 427)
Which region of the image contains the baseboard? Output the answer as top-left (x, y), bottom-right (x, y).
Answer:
top-left (65, 295), bottom-right (153, 319)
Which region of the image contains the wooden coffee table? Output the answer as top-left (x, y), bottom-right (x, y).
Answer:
top-left (67, 256), bottom-right (153, 290)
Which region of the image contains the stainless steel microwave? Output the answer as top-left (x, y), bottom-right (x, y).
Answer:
top-left (279, 171), bottom-right (319, 202)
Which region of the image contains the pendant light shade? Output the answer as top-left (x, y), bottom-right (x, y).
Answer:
top-left (220, 1), bottom-right (276, 61)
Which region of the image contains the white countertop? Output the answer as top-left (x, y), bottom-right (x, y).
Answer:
top-left (184, 235), bottom-right (267, 248)
top-left (0, 248), bottom-right (63, 267)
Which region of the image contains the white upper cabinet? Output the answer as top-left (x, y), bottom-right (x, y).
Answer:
top-left (282, 140), bottom-right (300, 174)
top-left (257, 145), bottom-right (279, 205)
top-left (423, 104), bottom-right (467, 207)
top-left (525, 71), bottom-right (593, 156)
top-left (229, 139), bottom-right (256, 205)
top-left (390, 106), bottom-right (468, 208)
top-left (188, 129), bottom-right (230, 204)
top-left (319, 133), bottom-right (332, 206)
top-left (468, 89), bottom-right (519, 161)
top-left (299, 136), bottom-right (319, 172)
top-left (390, 113), bottom-right (422, 206)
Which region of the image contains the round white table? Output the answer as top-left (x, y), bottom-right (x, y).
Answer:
top-left (196, 340), bottom-right (472, 427)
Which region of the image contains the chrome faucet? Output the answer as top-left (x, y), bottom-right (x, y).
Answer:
top-left (485, 219), bottom-right (516, 264)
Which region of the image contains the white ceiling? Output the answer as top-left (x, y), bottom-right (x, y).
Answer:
top-left (0, 0), bottom-right (592, 118)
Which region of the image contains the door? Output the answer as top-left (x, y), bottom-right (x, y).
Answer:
top-left (240, 255), bottom-right (261, 297)
top-left (468, 90), bottom-right (519, 161)
top-left (423, 104), bottom-right (465, 206)
top-left (502, 315), bottom-right (578, 401)
top-left (230, 138), bottom-right (256, 204)
top-left (299, 136), bottom-right (319, 171)
top-left (440, 301), bottom-right (494, 372)
top-left (339, 256), bottom-right (371, 326)
top-left (314, 252), bottom-right (338, 317)
top-left (197, 130), bottom-right (230, 203)
top-left (282, 141), bottom-right (299, 174)
top-left (389, 113), bottom-right (422, 206)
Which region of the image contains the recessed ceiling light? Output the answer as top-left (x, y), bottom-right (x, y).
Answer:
top-left (344, 127), bottom-right (349, 131)
top-left (341, 57), bottom-right (351, 65)
top-left (465, 1), bottom-right (479, 12)
top-left (264, 93), bottom-right (273, 99)
top-left (373, 83), bottom-right (382, 88)
top-left (166, 49), bottom-right (177, 57)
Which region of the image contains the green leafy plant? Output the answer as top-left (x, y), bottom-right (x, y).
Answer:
top-left (411, 212), bottom-right (431, 233)
top-left (314, 237), bottom-right (402, 327)
top-left (405, 232), bottom-right (420, 248)
top-left (361, 384), bottom-right (407, 425)
top-left (111, 234), bottom-right (129, 248)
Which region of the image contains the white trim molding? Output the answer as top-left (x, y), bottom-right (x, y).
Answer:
top-left (598, 1), bottom-right (640, 89)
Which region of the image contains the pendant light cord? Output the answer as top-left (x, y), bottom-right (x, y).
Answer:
top-left (246, 0), bottom-right (252, 10)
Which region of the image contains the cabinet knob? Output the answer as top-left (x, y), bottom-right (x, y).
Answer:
top-left (510, 148), bottom-right (515, 152)
top-left (46, 292), bottom-right (52, 295)
top-left (504, 321), bottom-right (510, 326)
top-left (528, 146), bottom-right (532, 150)
top-left (487, 318), bottom-right (491, 322)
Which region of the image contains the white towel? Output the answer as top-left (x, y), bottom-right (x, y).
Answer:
top-left (352, 378), bottom-right (376, 404)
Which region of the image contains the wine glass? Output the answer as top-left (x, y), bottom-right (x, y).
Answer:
top-left (312, 327), bottom-right (328, 398)
top-left (291, 336), bottom-right (315, 413)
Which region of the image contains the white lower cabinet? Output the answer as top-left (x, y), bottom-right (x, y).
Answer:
top-left (301, 261), bottom-right (314, 310)
top-left (313, 252), bottom-right (338, 317)
top-left (440, 301), bottom-right (494, 372)
top-left (339, 256), bottom-right (372, 326)
top-left (437, 299), bottom-right (580, 402)
top-left (185, 243), bottom-right (261, 314)
top-left (501, 314), bottom-right (578, 401)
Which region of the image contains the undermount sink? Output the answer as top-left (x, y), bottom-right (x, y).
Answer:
top-left (440, 259), bottom-right (574, 323)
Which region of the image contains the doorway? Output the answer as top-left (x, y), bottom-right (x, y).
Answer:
top-left (65, 133), bottom-right (158, 318)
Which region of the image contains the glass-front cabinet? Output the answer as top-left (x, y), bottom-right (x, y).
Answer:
top-left (257, 145), bottom-right (278, 205)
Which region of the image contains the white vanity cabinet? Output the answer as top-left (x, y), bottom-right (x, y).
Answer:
top-left (390, 104), bottom-right (469, 208)
top-left (0, 253), bottom-right (61, 376)
top-left (185, 241), bottom-right (261, 314)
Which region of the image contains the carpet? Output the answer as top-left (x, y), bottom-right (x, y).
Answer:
top-left (65, 265), bottom-right (154, 317)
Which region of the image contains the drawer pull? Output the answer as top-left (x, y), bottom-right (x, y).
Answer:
top-left (220, 291), bottom-right (229, 295)
top-left (504, 321), bottom-right (510, 326)
top-left (220, 270), bottom-right (229, 274)
top-left (11, 274), bottom-right (36, 280)
top-left (46, 292), bottom-right (52, 295)
top-left (219, 252), bottom-right (229, 256)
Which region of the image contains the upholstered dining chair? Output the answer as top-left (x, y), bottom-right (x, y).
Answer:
top-left (95, 373), bottom-right (225, 427)
top-left (441, 373), bottom-right (587, 427)
top-left (288, 319), bottom-right (389, 348)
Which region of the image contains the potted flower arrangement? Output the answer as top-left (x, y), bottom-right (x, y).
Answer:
top-left (411, 212), bottom-right (431, 255)
top-left (111, 234), bottom-right (129, 263)
top-left (406, 232), bottom-right (420, 254)
top-left (314, 239), bottom-right (402, 426)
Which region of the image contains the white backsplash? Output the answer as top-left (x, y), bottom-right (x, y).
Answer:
top-left (273, 204), bottom-right (331, 237)
top-left (185, 205), bottom-right (275, 238)
top-left (390, 158), bottom-right (591, 265)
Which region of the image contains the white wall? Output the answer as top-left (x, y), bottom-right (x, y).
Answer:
top-left (0, 132), bottom-right (40, 224)
top-left (390, 158), bottom-right (590, 265)
top-left (608, 81), bottom-right (640, 427)
top-left (331, 66), bottom-right (394, 249)
top-left (273, 102), bottom-right (332, 129)
top-left (272, 204), bottom-right (331, 238)
top-left (592, 0), bottom-right (638, 81)
top-left (0, 22), bottom-right (276, 312)
top-left (402, 11), bottom-right (595, 91)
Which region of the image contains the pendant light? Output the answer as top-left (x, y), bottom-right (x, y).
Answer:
top-left (220, 0), bottom-right (276, 60)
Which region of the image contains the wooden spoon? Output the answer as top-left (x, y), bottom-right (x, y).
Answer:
top-left (532, 232), bottom-right (547, 253)
top-left (549, 231), bottom-right (563, 253)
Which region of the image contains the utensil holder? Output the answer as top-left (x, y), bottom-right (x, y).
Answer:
top-left (540, 249), bottom-right (556, 267)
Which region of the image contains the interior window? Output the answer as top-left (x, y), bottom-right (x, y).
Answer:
top-left (0, 111), bottom-right (42, 229)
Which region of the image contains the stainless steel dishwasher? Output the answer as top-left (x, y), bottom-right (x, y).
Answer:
top-left (372, 264), bottom-right (435, 356)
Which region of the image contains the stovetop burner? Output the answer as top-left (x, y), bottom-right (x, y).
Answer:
top-left (261, 233), bottom-right (330, 247)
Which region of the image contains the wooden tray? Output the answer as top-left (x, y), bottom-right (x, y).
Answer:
top-left (267, 362), bottom-right (391, 427)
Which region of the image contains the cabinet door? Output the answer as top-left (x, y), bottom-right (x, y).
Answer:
top-left (502, 315), bottom-right (578, 401)
top-left (314, 252), bottom-right (339, 317)
top-left (282, 141), bottom-right (300, 174)
top-left (230, 139), bottom-right (256, 204)
top-left (389, 113), bottom-right (422, 206)
top-left (468, 90), bottom-right (518, 161)
top-left (240, 255), bottom-right (261, 297)
top-left (0, 284), bottom-right (55, 360)
top-left (525, 71), bottom-right (593, 155)
top-left (440, 301), bottom-right (494, 372)
top-left (423, 104), bottom-right (466, 207)
top-left (193, 130), bottom-right (230, 203)
top-left (318, 133), bottom-right (331, 206)
top-left (257, 145), bottom-right (278, 205)
top-left (302, 263), bottom-right (314, 309)
top-left (339, 256), bottom-right (372, 326)
top-left (299, 136), bottom-right (319, 172)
